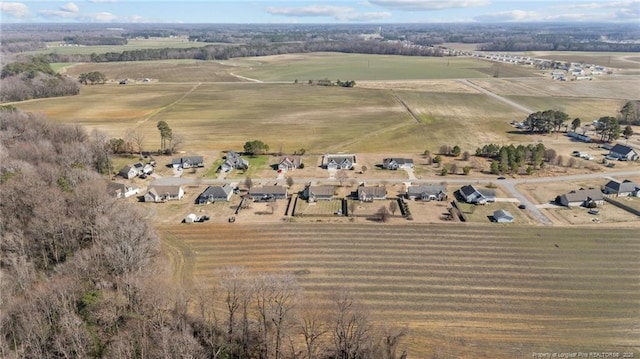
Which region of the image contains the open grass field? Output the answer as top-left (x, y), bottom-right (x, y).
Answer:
top-left (160, 223), bottom-right (640, 358)
top-left (62, 60), bottom-right (243, 83)
top-left (12, 52), bottom-right (635, 155)
top-left (227, 53), bottom-right (540, 82)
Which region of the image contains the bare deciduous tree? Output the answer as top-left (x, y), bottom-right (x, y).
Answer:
top-left (330, 290), bottom-right (373, 359)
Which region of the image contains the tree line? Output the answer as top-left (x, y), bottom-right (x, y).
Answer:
top-left (0, 109), bottom-right (407, 358)
top-left (32, 39), bottom-right (444, 65)
top-left (0, 56), bottom-right (79, 102)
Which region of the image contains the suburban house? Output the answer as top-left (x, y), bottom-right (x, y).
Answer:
top-left (356, 185), bottom-right (387, 202)
top-left (324, 154), bottom-right (356, 170)
top-left (197, 185), bottom-right (234, 204)
top-left (221, 151), bottom-right (249, 172)
top-left (556, 188), bottom-right (604, 207)
top-left (119, 162), bottom-right (153, 179)
top-left (278, 156), bottom-right (303, 171)
top-left (303, 185), bottom-right (335, 202)
top-left (382, 158), bottom-right (414, 170)
top-left (603, 179), bottom-right (640, 197)
top-left (249, 185), bottom-right (288, 201)
top-left (106, 182), bottom-right (140, 199)
top-left (608, 144), bottom-right (639, 161)
top-left (172, 156), bottom-right (205, 169)
top-left (144, 185), bottom-right (184, 202)
top-left (493, 209), bottom-right (514, 223)
top-left (118, 165), bottom-right (138, 179)
top-left (459, 185), bottom-right (495, 204)
top-left (406, 185), bottom-right (448, 201)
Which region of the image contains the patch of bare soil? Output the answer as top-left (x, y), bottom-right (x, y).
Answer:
top-left (358, 79), bottom-right (482, 93)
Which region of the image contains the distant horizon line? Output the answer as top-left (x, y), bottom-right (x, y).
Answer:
top-left (4, 21), bottom-right (637, 26)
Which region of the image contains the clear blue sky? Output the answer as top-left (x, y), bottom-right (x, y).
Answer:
top-left (1, 0), bottom-right (638, 24)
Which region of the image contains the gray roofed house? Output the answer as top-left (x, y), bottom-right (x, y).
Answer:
top-left (459, 185), bottom-right (495, 204)
top-left (303, 185), bottom-right (335, 202)
top-left (356, 185), bottom-right (387, 202)
top-left (406, 185), bottom-right (447, 201)
top-left (221, 151), bottom-right (249, 172)
top-left (557, 188), bottom-right (604, 207)
top-left (144, 185), bottom-right (184, 202)
top-left (118, 165), bottom-right (138, 179)
top-left (324, 154), bottom-right (356, 170)
top-left (493, 209), bottom-right (514, 223)
top-left (197, 185), bottom-right (233, 204)
top-left (609, 144), bottom-right (638, 161)
top-left (603, 179), bottom-right (639, 197)
top-left (382, 158), bottom-right (414, 170)
top-left (171, 155), bottom-right (204, 169)
top-left (278, 156), bottom-right (302, 171)
top-left (249, 185), bottom-right (288, 201)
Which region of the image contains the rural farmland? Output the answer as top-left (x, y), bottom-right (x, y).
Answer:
top-left (161, 223), bottom-right (640, 358)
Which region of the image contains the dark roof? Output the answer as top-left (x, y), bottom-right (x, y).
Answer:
top-left (199, 185), bottom-right (232, 200)
top-left (610, 144), bottom-right (635, 156)
top-left (604, 180), bottom-right (638, 193)
top-left (173, 156), bottom-right (204, 164)
top-left (383, 158), bottom-right (413, 165)
top-left (249, 185), bottom-right (287, 196)
top-left (459, 185), bottom-right (478, 197)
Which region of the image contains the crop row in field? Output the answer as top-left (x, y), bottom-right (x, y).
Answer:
top-left (160, 223), bottom-right (640, 358)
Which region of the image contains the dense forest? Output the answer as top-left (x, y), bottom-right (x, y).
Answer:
top-left (0, 109), bottom-right (408, 358)
top-left (0, 56), bottom-right (79, 102)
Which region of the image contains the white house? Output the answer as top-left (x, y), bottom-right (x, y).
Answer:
top-left (382, 158), bottom-right (414, 170)
top-left (106, 182), bottom-right (140, 199)
top-left (609, 144), bottom-right (638, 161)
top-left (603, 180), bottom-right (639, 197)
top-left (406, 185), bottom-right (447, 201)
top-left (144, 185), bottom-right (184, 202)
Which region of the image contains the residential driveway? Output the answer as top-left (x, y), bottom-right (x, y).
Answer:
top-left (328, 169), bottom-right (337, 179)
top-left (173, 167), bottom-right (183, 177)
top-left (403, 168), bottom-right (417, 180)
top-left (493, 197), bottom-right (520, 203)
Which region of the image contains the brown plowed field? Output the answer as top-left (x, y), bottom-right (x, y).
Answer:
top-left (160, 223), bottom-right (640, 358)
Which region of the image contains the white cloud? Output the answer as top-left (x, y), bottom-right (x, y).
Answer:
top-left (266, 5), bottom-right (391, 21)
top-left (87, 0), bottom-right (119, 3)
top-left (266, 5), bottom-right (354, 17)
top-left (61, 2), bottom-right (80, 13)
top-left (552, 1), bottom-right (638, 10)
top-left (0, 2), bottom-right (31, 18)
top-left (368, 0), bottom-right (491, 11)
top-left (474, 10), bottom-right (541, 22)
top-left (39, 2), bottom-right (80, 19)
top-left (83, 11), bottom-right (117, 22)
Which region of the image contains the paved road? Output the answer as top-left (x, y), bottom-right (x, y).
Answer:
top-left (151, 169), bottom-right (640, 226)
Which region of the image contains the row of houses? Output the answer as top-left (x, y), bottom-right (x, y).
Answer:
top-left (556, 179), bottom-right (640, 207)
top-left (108, 180), bottom-right (501, 206)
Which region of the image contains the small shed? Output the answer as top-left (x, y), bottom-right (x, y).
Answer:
top-left (493, 209), bottom-right (514, 223)
top-left (184, 213), bottom-right (198, 223)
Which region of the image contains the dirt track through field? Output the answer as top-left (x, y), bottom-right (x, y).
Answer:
top-left (133, 82), bottom-right (202, 128)
top-left (161, 223), bottom-right (640, 358)
top-left (460, 79), bottom-right (534, 113)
